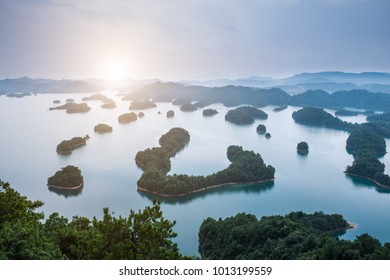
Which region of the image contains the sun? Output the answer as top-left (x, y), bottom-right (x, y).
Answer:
top-left (104, 61), bottom-right (127, 81)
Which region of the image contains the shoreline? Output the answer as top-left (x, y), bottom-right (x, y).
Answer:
top-left (48, 182), bottom-right (84, 190)
top-left (344, 172), bottom-right (390, 189)
top-left (137, 178), bottom-right (275, 198)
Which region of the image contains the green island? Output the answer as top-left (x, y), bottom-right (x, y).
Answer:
top-left (135, 128), bottom-right (275, 197)
top-left (297, 141), bottom-right (309, 154)
top-left (202, 108), bottom-right (218, 117)
top-left (198, 211), bottom-right (390, 260)
top-left (335, 109), bottom-right (360, 116)
top-left (94, 123), bottom-right (113, 133)
top-left (56, 136), bottom-right (89, 154)
top-left (367, 112), bottom-right (390, 123)
top-left (138, 112), bottom-right (145, 118)
top-left (225, 106), bottom-right (268, 125)
top-left (292, 107), bottom-right (355, 130)
top-left (265, 132), bottom-right (271, 138)
top-left (256, 124), bottom-right (267, 134)
top-left (166, 110), bottom-right (175, 118)
top-left (273, 104), bottom-right (288, 112)
top-left (118, 112), bottom-right (138, 124)
top-left (129, 100), bottom-right (157, 110)
top-left (345, 127), bottom-right (390, 188)
top-left (180, 103), bottom-right (197, 112)
top-left (47, 165), bottom-right (84, 189)
top-left (49, 102), bottom-right (91, 113)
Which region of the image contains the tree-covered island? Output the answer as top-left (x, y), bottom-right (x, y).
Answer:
top-left (256, 124), bottom-right (267, 134)
top-left (345, 127), bottom-right (390, 188)
top-left (292, 107), bottom-right (355, 131)
top-left (128, 100), bottom-right (157, 110)
top-left (166, 110), bottom-right (175, 118)
top-left (47, 165), bottom-right (84, 189)
top-left (49, 102), bottom-right (91, 114)
top-left (180, 103), bottom-right (197, 112)
top-left (135, 129), bottom-right (275, 197)
top-left (273, 104), bottom-right (288, 112)
top-left (198, 211), bottom-right (390, 260)
top-left (118, 112), bottom-right (138, 124)
top-left (56, 136), bottom-right (89, 154)
top-left (202, 108), bottom-right (218, 117)
top-left (297, 141), bottom-right (309, 154)
top-left (94, 123), bottom-right (113, 133)
top-left (225, 106), bottom-right (268, 125)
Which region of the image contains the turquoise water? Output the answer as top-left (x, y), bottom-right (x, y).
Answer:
top-left (1, 94), bottom-right (390, 256)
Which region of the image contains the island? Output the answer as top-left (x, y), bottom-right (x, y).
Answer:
top-left (172, 98), bottom-right (190, 106)
top-left (138, 112), bottom-right (145, 118)
top-left (202, 108), bottom-right (218, 117)
top-left (53, 100), bottom-right (61, 104)
top-left (256, 124), bottom-right (267, 134)
top-left (367, 112), bottom-right (390, 123)
top-left (335, 109), bottom-right (360, 116)
top-left (198, 211), bottom-right (358, 260)
top-left (82, 93), bottom-right (109, 102)
top-left (265, 132), bottom-right (271, 138)
top-left (345, 127), bottom-right (390, 188)
top-left (94, 123), bottom-right (113, 133)
top-left (129, 100), bottom-right (157, 110)
top-left (273, 104), bottom-right (288, 112)
top-left (225, 106), bottom-right (268, 125)
top-left (47, 165), bottom-right (84, 189)
top-left (297, 141), bottom-right (309, 154)
top-left (166, 110), bottom-right (175, 118)
top-left (56, 136), bottom-right (89, 154)
top-left (101, 98), bottom-right (116, 109)
top-left (49, 102), bottom-right (91, 113)
top-left (66, 98), bottom-right (75, 103)
top-left (180, 103), bottom-right (197, 112)
top-left (135, 128), bottom-right (275, 197)
top-left (118, 112), bottom-right (138, 124)
top-left (292, 107), bottom-right (355, 130)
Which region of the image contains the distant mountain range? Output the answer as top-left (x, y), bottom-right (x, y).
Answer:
top-left (1, 71), bottom-right (390, 96)
top-left (0, 76), bottom-right (156, 95)
top-left (182, 71), bottom-right (390, 94)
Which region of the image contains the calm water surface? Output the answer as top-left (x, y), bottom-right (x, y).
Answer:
top-left (1, 94), bottom-right (390, 256)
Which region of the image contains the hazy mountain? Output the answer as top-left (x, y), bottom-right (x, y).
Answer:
top-left (0, 77), bottom-right (157, 94)
top-left (181, 72), bottom-right (390, 94)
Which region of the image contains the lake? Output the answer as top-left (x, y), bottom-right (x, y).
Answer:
top-left (1, 93), bottom-right (390, 256)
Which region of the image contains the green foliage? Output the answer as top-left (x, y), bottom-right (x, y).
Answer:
top-left (367, 112), bottom-right (390, 123)
top-left (346, 128), bottom-right (386, 156)
top-left (297, 141), bottom-right (309, 151)
top-left (225, 106), bottom-right (268, 125)
top-left (137, 144), bottom-right (275, 196)
top-left (345, 127), bottom-right (390, 187)
top-left (199, 211), bottom-right (390, 260)
top-left (292, 107), bottom-right (355, 130)
top-left (0, 180), bottom-right (183, 260)
top-left (256, 124), bottom-right (267, 134)
top-left (166, 110), bottom-right (175, 118)
top-left (180, 103), bottom-right (197, 112)
top-left (47, 165), bottom-right (84, 188)
top-left (203, 108), bottom-right (218, 117)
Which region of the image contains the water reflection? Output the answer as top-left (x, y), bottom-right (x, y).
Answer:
top-left (345, 174), bottom-right (390, 194)
top-left (48, 186), bottom-right (83, 198)
top-left (138, 181), bottom-right (275, 205)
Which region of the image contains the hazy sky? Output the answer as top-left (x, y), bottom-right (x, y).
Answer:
top-left (0, 0), bottom-right (389, 80)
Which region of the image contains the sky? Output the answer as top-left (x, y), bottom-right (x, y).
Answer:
top-left (0, 0), bottom-right (389, 80)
